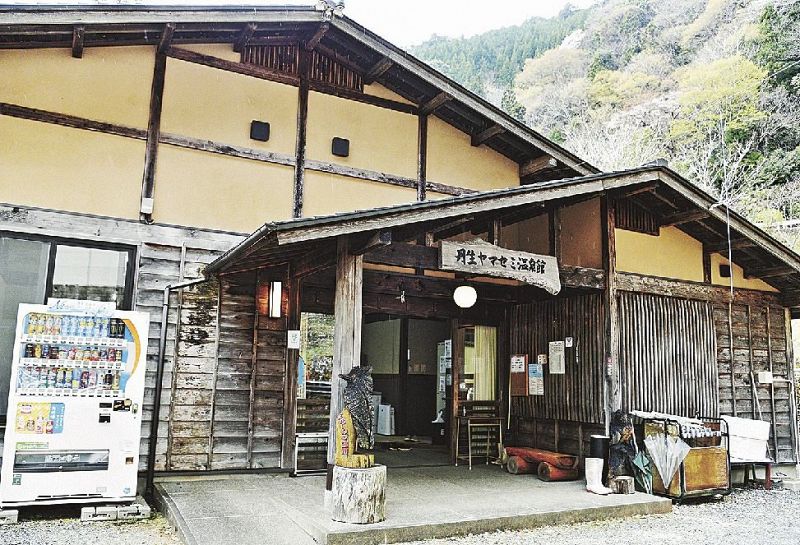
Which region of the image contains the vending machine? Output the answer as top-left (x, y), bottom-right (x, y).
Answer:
top-left (0, 301), bottom-right (148, 507)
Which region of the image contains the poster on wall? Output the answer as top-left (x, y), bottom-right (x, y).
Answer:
top-left (549, 341), bottom-right (565, 374)
top-left (528, 363), bottom-right (544, 395)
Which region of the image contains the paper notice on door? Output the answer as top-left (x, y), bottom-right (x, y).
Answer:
top-left (528, 363), bottom-right (544, 395)
top-left (549, 341), bottom-right (565, 374)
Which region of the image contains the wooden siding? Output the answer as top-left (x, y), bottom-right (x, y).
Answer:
top-left (615, 198), bottom-right (658, 236)
top-left (713, 300), bottom-right (796, 463)
top-left (618, 292), bottom-right (719, 418)
top-left (509, 293), bottom-right (605, 426)
top-left (512, 417), bottom-right (605, 460)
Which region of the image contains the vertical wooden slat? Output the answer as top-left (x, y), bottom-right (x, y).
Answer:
top-left (246, 270), bottom-right (261, 467)
top-left (206, 283), bottom-right (222, 470)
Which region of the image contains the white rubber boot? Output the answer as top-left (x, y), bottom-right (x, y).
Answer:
top-left (585, 457), bottom-right (613, 495)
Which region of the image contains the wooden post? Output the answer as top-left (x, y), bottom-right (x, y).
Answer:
top-left (282, 273), bottom-right (302, 469)
top-left (140, 49), bottom-right (167, 223)
top-left (785, 309), bottom-right (799, 465)
top-left (326, 238), bottom-right (363, 486)
top-left (293, 47), bottom-right (310, 218)
top-left (702, 244), bottom-right (712, 284)
top-left (601, 195), bottom-right (620, 433)
top-left (417, 114), bottom-right (428, 201)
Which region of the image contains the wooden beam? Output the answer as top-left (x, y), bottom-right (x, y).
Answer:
top-left (471, 124), bottom-right (504, 147)
top-left (661, 208), bottom-right (708, 226)
top-left (167, 46), bottom-right (299, 86)
top-left (0, 101), bottom-right (146, 140)
top-left (351, 230), bottom-right (392, 255)
top-left (233, 22), bottom-right (257, 53)
top-left (313, 43), bottom-right (366, 76)
top-left (520, 155), bottom-right (558, 178)
top-left (281, 272), bottom-right (302, 469)
top-left (326, 238), bottom-right (363, 483)
top-left (293, 245), bottom-right (337, 278)
top-left (363, 56), bottom-right (393, 84)
top-left (702, 243), bottom-right (712, 284)
top-left (309, 80), bottom-right (418, 114)
top-left (366, 242), bottom-right (437, 270)
top-left (305, 22), bottom-right (329, 51)
top-left (140, 50), bottom-right (167, 222)
top-left (602, 195), bottom-right (620, 430)
top-left (751, 265), bottom-right (796, 278)
top-left (419, 92), bottom-right (451, 116)
top-left (303, 159), bottom-right (468, 196)
top-left (417, 114), bottom-right (427, 201)
top-left (157, 22), bottom-right (176, 54)
top-left (616, 272), bottom-right (782, 306)
top-left (706, 238), bottom-right (754, 254)
top-left (293, 48), bottom-right (310, 218)
top-left (0, 101), bottom-right (475, 199)
top-left (71, 25), bottom-right (84, 59)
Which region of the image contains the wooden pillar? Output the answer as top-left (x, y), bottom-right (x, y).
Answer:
top-left (281, 273), bottom-right (302, 469)
top-left (702, 243), bottom-right (712, 284)
top-left (549, 208), bottom-right (562, 260)
top-left (417, 114), bottom-right (428, 201)
top-left (601, 195), bottom-right (620, 432)
top-left (785, 309), bottom-right (799, 465)
top-left (326, 238), bottom-right (364, 472)
top-left (293, 48), bottom-right (310, 218)
top-left (140, 49), bottom-right (167, 223)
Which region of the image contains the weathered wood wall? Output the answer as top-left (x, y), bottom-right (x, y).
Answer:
top-left (713, 300), bottom-right (796, 463)
top-left (508, 292), bottom-right (605, 456)
top-left (618, 292), bottom-right (719, 418)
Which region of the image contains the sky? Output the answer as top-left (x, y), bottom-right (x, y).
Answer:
top-left (15, 1), bottom-right (597, 47)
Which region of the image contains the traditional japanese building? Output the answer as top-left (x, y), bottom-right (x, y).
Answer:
top-left (0, 5), bottom-right (797, 486)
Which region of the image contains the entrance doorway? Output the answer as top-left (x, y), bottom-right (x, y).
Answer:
top-left (362, 315), bottom-right (451, 467)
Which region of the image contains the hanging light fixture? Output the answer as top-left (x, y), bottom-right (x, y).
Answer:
top-left (453, 285), bottom-right (477, 308)
top-left (269, 281), bottom-right (283, 318)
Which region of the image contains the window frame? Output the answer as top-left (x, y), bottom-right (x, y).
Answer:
top-left (0, 231), bottom-right (137, 310)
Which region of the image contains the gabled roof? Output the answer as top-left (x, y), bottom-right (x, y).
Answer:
top-left (205, 165), bottom-right (800, 312)
top-left (0, 4), bottom-right (596, 182)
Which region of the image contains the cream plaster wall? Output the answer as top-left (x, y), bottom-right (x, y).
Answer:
top-left (152, 145), bottom-right (294, 232)
top-left (426, 116), bottom-right (519, 191)
top-left (0, 46), bottom-right (153, 128)
top-left (306, 91), bottom-right (418, 178)
top-left (161, 57), bottom-right (298, 156)
top-left (0, 116), bottom-right (143, 219)
top-left (302, 170), bottom-right (417, 217)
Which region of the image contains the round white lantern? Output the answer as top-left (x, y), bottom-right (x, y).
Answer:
top-left (453, 285), bottom-right (477, 308)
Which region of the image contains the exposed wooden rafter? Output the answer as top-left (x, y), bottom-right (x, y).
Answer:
top-left (706, 238), bottom-right (755, 254)
top-left (363, 56), bottom-right (393, 84)
top-left (471, 124), bottom-right (504, 147)
top-left (351, 230), bottom-right (392, 255)
top-left (233, 22), bottom-right (257, 53)
top-left (661, 208), bottom-right (708, 226)
top-left (752, 265), bottom-right (796, 278)
top-left (140, 50), bottom-right (168, 222)
top-left (419, 92), bottom-right (451, 116)
top-left (520, 155), bottom-right (558, 178)
top-left (71, 25), bottom-right (84, 58)
top-left (305, 22), bottom-right (329, 51)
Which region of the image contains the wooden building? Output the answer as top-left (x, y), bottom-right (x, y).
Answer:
top-left (0, 5), bottom-right (797, 477)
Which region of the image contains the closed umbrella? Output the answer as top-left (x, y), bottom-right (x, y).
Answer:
top-left (644, 435), bottom-right (691, 488)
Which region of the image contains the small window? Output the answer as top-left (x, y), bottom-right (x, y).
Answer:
top-left (49, 245), bottom-right (130, 306)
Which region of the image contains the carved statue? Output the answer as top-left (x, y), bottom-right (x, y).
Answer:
top-left (334, 365), bottom-right (375, 468)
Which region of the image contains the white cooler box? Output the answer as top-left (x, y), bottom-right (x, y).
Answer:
top-left (377, 403), bottom-right (395, 436)
top-left (722, 415), bottom-right (771, 462)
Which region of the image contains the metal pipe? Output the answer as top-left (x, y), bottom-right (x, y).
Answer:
top-left (145, 278), bottom-right (208, 501)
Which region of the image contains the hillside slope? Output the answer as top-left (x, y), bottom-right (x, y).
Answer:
top-left (411, 0), bottom-right (800, 248)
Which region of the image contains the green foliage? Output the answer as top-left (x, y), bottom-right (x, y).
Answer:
top-left (501, 89), bottom-right (526, 122)
top-left (411, 8), bottom-right (589, 95)
top-left (670, 56), bottom-right (767, 144)
top-left (756, 2), bottom-right (800, 85)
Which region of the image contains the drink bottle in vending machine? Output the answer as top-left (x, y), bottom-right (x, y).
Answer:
top-left (0, 301), bottom-right (149, 507)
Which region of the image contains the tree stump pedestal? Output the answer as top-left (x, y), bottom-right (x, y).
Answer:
top-left (330, 464), bottom-right (387, 524)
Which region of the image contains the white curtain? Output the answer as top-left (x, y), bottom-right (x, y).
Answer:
top-left (473, 326), bottom-right (496, 401)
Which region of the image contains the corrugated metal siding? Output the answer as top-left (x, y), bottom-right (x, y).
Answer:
top-left (510, 293), bottom-right (605, 425)
top-left (618, 292), bottom-right (718, 418)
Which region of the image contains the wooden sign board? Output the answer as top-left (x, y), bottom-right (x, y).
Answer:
top-left (510, 354), bottom-right (528, 396)
top-left (439, 240), bottom-right (561, 295)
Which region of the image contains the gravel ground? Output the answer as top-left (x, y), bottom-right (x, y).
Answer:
top-left (402, 487), bottom-right (800, 545)
top-left (1, 505), bottom-right (180, 545)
